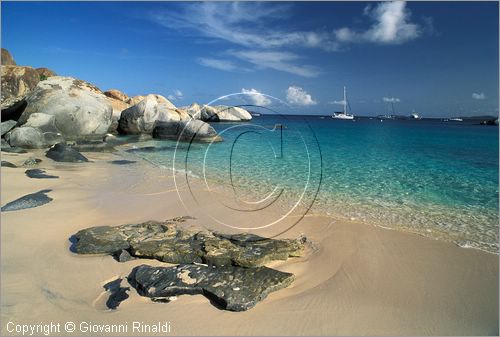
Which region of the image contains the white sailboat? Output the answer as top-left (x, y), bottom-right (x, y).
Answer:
top-left (332, 86), bottom-right (354, 120)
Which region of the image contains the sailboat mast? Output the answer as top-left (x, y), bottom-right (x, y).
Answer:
top-left (343, 86), bottom-right (346, 114)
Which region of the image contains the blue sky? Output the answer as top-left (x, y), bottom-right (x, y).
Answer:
top-left (2, 1), bottom-right (498, 117)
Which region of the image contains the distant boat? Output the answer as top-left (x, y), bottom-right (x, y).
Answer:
top-left (332, 86), bottom-right (354, 120)
top-left (250, 112), bottom-right (261, 117)
top-left (449, 118), bottom-right (463, 122)
top-left (410, 111), bottom-right (421, 119)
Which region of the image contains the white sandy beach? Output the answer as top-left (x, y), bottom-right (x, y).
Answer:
top-left (1, 149), bottom-right (498, 336)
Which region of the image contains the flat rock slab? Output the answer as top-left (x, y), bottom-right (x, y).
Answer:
top-left (72, 220), bottom-right (305, 267)
top-left (129, 264), bottom-right (294, 311)
top-left (1, 160), bottom-right (16, 168)
top-left (25, 169), bottom-right (59, 179)
top-left (110, 159), bottom-right (136, 165)
top-left (1, 189), bottom-right (53, 212)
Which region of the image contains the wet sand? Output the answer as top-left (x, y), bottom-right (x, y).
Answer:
top-left (1, 149), bottom-right (498, 335)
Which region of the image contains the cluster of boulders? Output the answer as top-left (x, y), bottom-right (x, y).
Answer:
top-left (72, 218), bottom-right (306, 311)
top-left (1, 48), bottom-right (252, 154)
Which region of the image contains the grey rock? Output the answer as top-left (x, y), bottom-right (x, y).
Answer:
top-left (110, 160), bottom-right (136, 165)
top-left (18, 76), bottom-right (113, 137)
top-left (25, 169), bottom-right (58, 179)
top-left (152, 120), bottom-right (222, 142)
top-left (72, 220), bottom-right (305, 267)
top-left (1, 144), bottom-right (26, 153)
top-left (186, 103), bottom-right (252, 122)
top-left (6, 127), bottom-right (63, 149)
top-left (23, 113), bottom-right (60, 133)
top-left (22, 157), bottom-right (42, 167)
top-left (114, 249), bottom-right (136, 262)
top-left (129, 264), bottom-right (294, 311)
top-left (117, 95), bottom-right (186, 135)
top-left (46, 143), bottom-right (88, 162)
top-left (1, 189), bottom-right (53, 212)
top-left (1, 160), bottom-right (16, 168)
top-left (1, 120), bottom-right (17, 136)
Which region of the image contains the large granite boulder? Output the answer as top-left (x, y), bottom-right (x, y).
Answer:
top-left (127, 94), bottom-right (176, 108)
top-left (45, 143), bottom-right (88, 162)
top-left (5, 126), bottom-right (63, 149)
top-left (104, 89), bottom-right (129, 102)
top-left (185, 103), bottom-right (252, 122)
top-left (1, 48), bottom-right (16, 65)
top-left (117, 95), bottom-right (186, 135)
top-left (35, 67), bottom-right (57, 79)
top-left (129, 264), bottom-right (295, 311)
top-left (72, 220), bottom-right (306, 267)
top-left (18, 76), bottom-right (113, 138)
top-left (1, 65), bottom-right (40, 120)
top-left (153, 119), bottom-right (221, 142)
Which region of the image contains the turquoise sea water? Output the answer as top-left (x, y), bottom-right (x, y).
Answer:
top-left (126, 115), bottom-right (499, 253)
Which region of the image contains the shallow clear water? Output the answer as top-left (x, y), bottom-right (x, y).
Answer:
top-left (126, 115), bottom-right (499, 253)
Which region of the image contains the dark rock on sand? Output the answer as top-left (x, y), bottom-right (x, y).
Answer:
top-left (25, 169), bottom-right (58, 179)
top-left (72, 220), bottom-right (305, 267)
top-left (103, 278), bottom-right (129, 310)
top-left (1, 160), bottom-right (16, 168)
top-left (1, 189), bottom-right (53, 212)
top-left (46, 143), bottom-right (88, 162)
top-left (22, 157), bottom-right (42, 167)
top-left (110, 160), bottom-right (136, 165)
top-left (1, 120), bottom-right (17, 136)
top-left (129, 264), bottom-right (294, 311)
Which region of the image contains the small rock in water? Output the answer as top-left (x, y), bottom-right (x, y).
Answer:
top-left (129, 264), bottom-right (294, 311)
top-left (1, 160), bottom-right (16, 168)
top-left (1, 189), bottom-right (53, 212)
top-left (25, 169), bottom-right (58, 179)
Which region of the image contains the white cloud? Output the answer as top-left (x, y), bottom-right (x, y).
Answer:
top-left (472, 92), bottom-right (486, 100)
top-left (335, 1), bottom-right (421, 44)
top-left (241, 88), bottom-right (272, 106)
top-left (383, 97), bottom-right (401, 103)
top-left (168, 89), bottom-right (183, 101)
top-left (286, 86), bottom-right (317, 106)
top-left (198, 58), bottom-right (237, 71)
top-left (230, 50), bottom-right (319, 78)
top-left (151, 2), bottom-right (339, 51)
